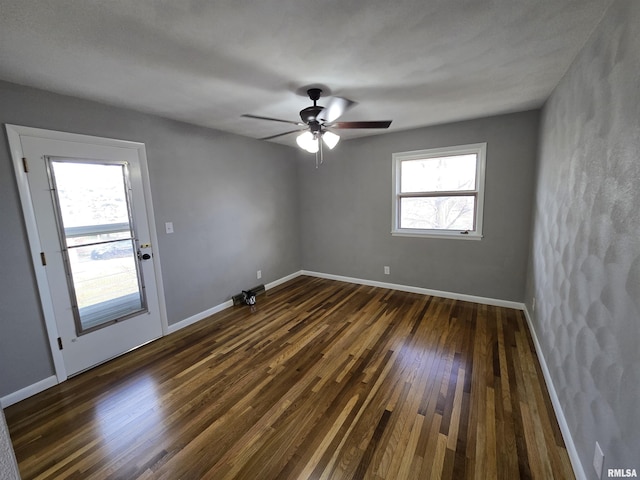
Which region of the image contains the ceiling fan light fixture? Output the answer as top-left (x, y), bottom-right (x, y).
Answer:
top-left (296, 131), bottom-right (319, 153)
top-left (322, 130), bottom-right (340, 149)
top-left (306, 139), bottom-right (319, 153)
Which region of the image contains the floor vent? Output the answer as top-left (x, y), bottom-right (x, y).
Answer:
top-left (232, 284), bottom-right (266, 306)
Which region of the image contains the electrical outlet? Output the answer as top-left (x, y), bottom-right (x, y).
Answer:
top-left (532, 297), bottom-right (536, 312)
top-left (384, 266), bottom-right (390, 275)
top-left (257, 270), bottom-right (262, 280)
top-left (593, 442), bottom-right (604, 479)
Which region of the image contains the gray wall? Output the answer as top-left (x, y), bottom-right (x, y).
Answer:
top-left (299, 110), bottom-right (539, 302)
top-left (526, 0), bottom-right (640, 477)
top-left (0, 80), bottom-right (301, 397)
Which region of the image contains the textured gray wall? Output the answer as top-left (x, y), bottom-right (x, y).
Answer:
top-left (0, 409), bottom-right (19, 480)
top-left (0, 81), bottom-right (301, 398)
top-left (299, 110), bottom-right (539, 302)
top-left (526, 0), bottom-right (640, 477)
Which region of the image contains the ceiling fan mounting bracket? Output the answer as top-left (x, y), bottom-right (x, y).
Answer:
top-left (307, 88), bottom-right (322, 103)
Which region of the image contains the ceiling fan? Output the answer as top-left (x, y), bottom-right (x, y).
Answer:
top-left (242, 88), bottom-right (392, 167)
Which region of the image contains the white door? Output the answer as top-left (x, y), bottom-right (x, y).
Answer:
top-left (7, 125), bottom-right (166, 378)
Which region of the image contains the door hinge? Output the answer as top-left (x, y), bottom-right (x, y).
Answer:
top-left (40, 252), bottom-right (47, 266)
top-left (22, 157), bottom-right (29, 173)
top-left (57, 337), bottom-right (63, 350)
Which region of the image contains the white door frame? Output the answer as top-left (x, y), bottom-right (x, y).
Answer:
top-left (6, 124), bottom-right (169, 383)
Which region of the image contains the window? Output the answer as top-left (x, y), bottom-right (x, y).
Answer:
top-left (392, 143), bottom-right (486, 239)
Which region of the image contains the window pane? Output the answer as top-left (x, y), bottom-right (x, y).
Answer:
top-left (51, 162), bottom-right (131, 229)
top-left (400, 154), bottom-right (476, 193)
top-left (67, 239), bottom-right (142, 330)
top-left (400, 196), bottom-right (475, 230)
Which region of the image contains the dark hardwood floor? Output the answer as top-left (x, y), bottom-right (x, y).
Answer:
top-left (5, 276), bottom-right (574, 479)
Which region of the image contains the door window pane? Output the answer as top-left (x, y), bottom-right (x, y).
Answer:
top-left (50, 160), bottom-right (146, 334)
top-left (67, 239), bottom-right (141, 329)
top-left (52, 162), bottom-right (131, 228)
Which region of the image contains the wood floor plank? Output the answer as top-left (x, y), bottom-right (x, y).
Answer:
top-left (5, 276), bottom-right (574, 479)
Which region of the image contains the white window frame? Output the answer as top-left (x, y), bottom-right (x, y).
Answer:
top-left (392, 142), bottom-right (487, 240)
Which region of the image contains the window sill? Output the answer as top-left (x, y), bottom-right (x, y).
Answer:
top-left (391, 229), bottom-right (483, 240)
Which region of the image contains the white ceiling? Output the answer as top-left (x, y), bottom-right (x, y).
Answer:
top-left (0, 0), bottom-right (611, 146)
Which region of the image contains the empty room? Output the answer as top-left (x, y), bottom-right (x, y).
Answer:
top-left (0, 1), bottom-right (638, 479)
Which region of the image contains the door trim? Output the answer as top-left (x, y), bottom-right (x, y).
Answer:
top-left (6, 124), bottom-right (169, 384)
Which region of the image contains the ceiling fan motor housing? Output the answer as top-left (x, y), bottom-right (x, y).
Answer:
top-left (300, 106), bottom-right (323, 125)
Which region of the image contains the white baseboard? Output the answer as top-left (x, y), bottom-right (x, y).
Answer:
top-left (1, 375), bottom-right (58, 408)
top-left (522, 306), bottom-right (585, 480)
top-left (166, 271), bottom-right (304, 335)
top-left (300, 270), bottom-right (525, 310)
top-left (265, 271), bottom-right (302, 290)
top-left (167, 299), bottom-right (234, 334)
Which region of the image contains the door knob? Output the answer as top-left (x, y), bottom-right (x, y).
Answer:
top-left (138, 251), bottom-right (152, 260)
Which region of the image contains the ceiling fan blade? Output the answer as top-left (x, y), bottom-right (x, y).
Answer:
top-left (332, 120), bottom-right (392, 129)
top-left (318, 97), bottom-right (355, 123)
top-left (242, 114), bottom-right (303, 126)
top-left (259, 129), bottom-right (302, 140)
